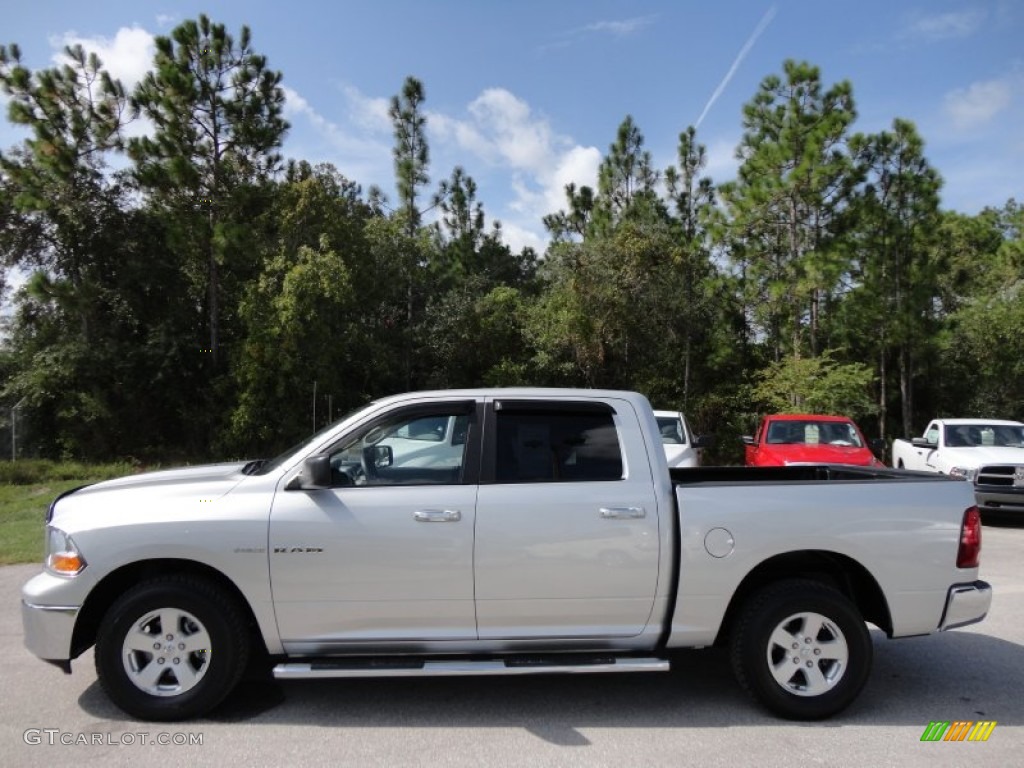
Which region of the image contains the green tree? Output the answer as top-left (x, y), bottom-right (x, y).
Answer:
top-left (542, 182), bottom-right (595, 242)
top-left (591, 115), bottom-right (663, 233)
top-left (939, 200), bottom-right (1024, 418)
top-left (0, 43), bottom-right (128, 339)
top-left (389, 76), bottom-right (429, 235)
top-left (751, 352), bottom-right (874, 417)
top-left (719, 60), bottom-right (856, 360)
top-left (843, 119), bottom-right (942, 438)
top-left (664, 125), bottom-right (718, 407)
top-left (130, 14), bottom-right (288, 364)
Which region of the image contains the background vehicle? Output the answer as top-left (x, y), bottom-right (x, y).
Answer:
top-left (742, 414), bottom-right (885, 467)
top-left (892, 419), bottom-right (1024, 515)
top-left (23, 389), bottom-right (988, 723)
top-left (653, 409), bottom-right (713, 467)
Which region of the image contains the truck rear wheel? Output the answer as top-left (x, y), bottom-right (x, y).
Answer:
top-left (730, 579), bottom-right (872, 720)
top-left (95, 575), bottom-right (249, 721)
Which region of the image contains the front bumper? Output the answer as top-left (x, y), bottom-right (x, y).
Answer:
top-left (22, 600), bottom-right (78, 665)
top-left (938, 580), bottom-right (992, 631)
top-left (975, 489), bottom-right (1024, 514)
top-left (21, 570), bottom-right (91, 667)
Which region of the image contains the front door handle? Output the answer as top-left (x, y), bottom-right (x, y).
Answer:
top-left (599, 506), bottom-right (645, 519)
top-left (414, 509), bottom-right (462, 522)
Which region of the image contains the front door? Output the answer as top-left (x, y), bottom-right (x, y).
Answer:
top-left (269, 400), bottom-right (481, 653)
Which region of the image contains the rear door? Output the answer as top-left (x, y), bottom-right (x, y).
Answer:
top-left (473, 398), bottom-right (661, 639)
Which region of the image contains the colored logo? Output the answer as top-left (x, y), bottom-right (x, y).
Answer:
top-left (920, 720), bottom-right (996, 742)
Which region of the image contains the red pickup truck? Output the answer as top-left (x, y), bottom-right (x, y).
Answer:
top-left (742, 414), bottom-right (885, 467)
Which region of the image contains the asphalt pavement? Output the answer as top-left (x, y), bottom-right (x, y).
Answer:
top-left (2, 523), bottom-right (1022, 767)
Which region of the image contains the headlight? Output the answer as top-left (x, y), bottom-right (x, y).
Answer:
top-left (45, 527), bottom-right (87, 576)
top-left (948, 467), bottom-right (977, 482)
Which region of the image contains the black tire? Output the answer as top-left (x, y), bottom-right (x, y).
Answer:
top-left (95, 575), bottom-right (250, 721)
top-left (730, 579), bottom-right (872, 720)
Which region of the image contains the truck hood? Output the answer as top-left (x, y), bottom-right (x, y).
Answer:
top-left (757, 445), bottom-right (878, 466)
top-left (62, 462), bottom-right (249, 506)
top-left (940, 446), bottom-right (1024, 467)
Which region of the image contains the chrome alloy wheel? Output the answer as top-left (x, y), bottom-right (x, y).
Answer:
top-left (766, 611), bottom-right (849, 697)
top-left (121, 608), bottom-right (212, 697)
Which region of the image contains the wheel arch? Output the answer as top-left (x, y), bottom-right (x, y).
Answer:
top-left (714, 550), bottom-right (892, 646)
top-left (72, 559), bottom-right (268, 660)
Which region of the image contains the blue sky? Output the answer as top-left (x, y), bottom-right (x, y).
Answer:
top-left (1, 0), bottom-right (1021, 253)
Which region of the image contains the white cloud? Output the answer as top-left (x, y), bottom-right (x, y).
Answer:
top-left (704, 137), bottom-right (741, 182)
top-left (944, 77), bottom-right (1013, 131)
top-left (429, 87), bottom-right (601, 249)
top-left (282, 86), bottom-right (392, 184)
top-left (499, 222), bottom-right (546, 254)
top-left (50, 26), bottom-right (155, 91)
top-left (908, 10), bottom-right (985, 41)
top-left (156, 14), bottom-right (176, 29)
top-left (581, 16), bottom-right (656, 36)
top-left (338, 84), bottom-right (391, 134)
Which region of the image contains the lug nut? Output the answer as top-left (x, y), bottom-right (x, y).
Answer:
top-left (806, 661), bottom-right (813, 668)
top-left (814, 648), bottom-right (821, 655)
top-left (166, 634), bottom-right (173, 641)
top-left (792, 643), bottom-right (799, 649)
top-left (179, 643), bottom-right (185, 650)
top-left (157, 658), bottom-right (165, 665)
top-left (173, 658), bottom-right (180, 665)
top-left (153, 642), bottom-right (161, 650)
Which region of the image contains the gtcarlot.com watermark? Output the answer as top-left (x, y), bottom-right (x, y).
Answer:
top-left (24, 729), bottom-right (203, 746)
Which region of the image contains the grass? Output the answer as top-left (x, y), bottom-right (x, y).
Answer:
top-left (0, 460), bottom-right (141, 565)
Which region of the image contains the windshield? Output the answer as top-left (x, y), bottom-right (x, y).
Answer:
top-left (656, 416), bottom-right (687, 445)
top-left (944, 424), bottom-right (1024, 448)
top-left (250, 404), bottom-right (371, 475)
top-left (764, 420), bottom-right (864, 448)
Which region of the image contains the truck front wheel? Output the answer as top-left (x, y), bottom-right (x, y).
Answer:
top-left (94, 575), bottom-right (249, 721)
top-left (730, 579), bottom-right (872, 720)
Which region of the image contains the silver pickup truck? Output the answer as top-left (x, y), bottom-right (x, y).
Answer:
top-left (22, 388), bottom-right (991, 722)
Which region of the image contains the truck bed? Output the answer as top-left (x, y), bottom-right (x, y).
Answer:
top-left (670, 464), bottom-right (954, 485)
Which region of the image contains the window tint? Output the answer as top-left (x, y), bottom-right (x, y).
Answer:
top-left (495, 411), bottom-right (623, 483)
top-left (329, 410), bottom-right (470, 486)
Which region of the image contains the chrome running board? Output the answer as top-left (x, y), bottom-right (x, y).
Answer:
top-left (273, 656), bottom-right (669, 680)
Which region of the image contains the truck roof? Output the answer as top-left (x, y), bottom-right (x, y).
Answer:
top-left (931, 418), bottom-right (1024, 427)
top-left (764, 414), bottom-right (855, 422)
top-left (371, 388), bottom-right (653, 408)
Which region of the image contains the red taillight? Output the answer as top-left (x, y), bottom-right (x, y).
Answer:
top-left (957, 506), bottom-right (982, 569)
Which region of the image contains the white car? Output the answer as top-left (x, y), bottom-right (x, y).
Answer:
top-left (891, 418), bottom-right (1024, 515)
top-left (654, 410), bottom-right (711, 468)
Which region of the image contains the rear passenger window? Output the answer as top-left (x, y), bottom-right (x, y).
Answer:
top-left (495, 410), bottom-right (623, 483)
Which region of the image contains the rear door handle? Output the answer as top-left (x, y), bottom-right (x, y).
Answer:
top-left (414, 509), bottom-right (462, 522)
top-left (599, 506), bottom-right (645, 519)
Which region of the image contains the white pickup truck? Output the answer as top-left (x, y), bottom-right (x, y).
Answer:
top-left (653, 409), bottom-right (712, 467)
top-left (22, 388), bottom-right (991, 722)
top-left (892, 419), bottom-right (1024, 515)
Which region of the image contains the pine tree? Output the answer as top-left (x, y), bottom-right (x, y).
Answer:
top-left (129, 14), bottom-right (288, 364)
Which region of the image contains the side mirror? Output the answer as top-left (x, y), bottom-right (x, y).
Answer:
top-left (741, 435), bottom-right (755, 446)
top-left (371, 444), bottom-right (393, 468)
top-left (297, 455), bottom-right (332, 489)
top-left (693, 434), bottom-right (716, 449)
top-left (911, 437), bottom-right (937, 449)
top-left (870, 438), bottom-right (885, 455)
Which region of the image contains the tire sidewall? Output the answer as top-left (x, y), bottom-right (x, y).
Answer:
top-left (733, 582), bottom-right (872, 720)
top-left (95, 579), bottom-right (246, 721)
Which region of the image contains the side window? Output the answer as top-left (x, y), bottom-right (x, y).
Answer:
top-left (328, 408), bottom-right (471, 486)
top-left (657, 417), bottom-right (685, 445)
top-left (495, 410), bottom-right (623, 483)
